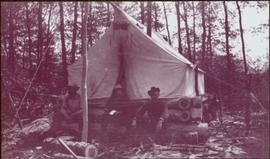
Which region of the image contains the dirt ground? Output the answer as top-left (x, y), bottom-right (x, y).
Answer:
top-left (1, 112), bottom-right (269, 159)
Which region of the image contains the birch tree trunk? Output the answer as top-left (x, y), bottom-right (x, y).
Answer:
top-left (81, 2), bottom-right (89, 142)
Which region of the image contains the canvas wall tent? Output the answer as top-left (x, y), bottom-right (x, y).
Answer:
top-left (67, 4), bottom-right (205, 100)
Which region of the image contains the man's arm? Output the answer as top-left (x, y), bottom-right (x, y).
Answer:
top-left (133, 101), bottom-right (148, 119)
top-left (160, 102), bottom-right (169, 121)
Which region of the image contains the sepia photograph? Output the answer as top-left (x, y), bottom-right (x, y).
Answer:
top-left (1, 1), bottom-right (269, 158)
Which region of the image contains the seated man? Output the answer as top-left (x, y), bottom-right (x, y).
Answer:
top-left (51, 85), bottom-right (82, 136)
top-left (102, 84), bottom-right (129, 129)
top-left (202, 94), bottom-right (219, 123)
top-left (132, 87), bottom-right (168, 134)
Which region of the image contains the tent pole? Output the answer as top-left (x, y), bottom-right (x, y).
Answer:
top-left (81, 2), bottom-right (89, 142)
top-left (195, 67), bottom-right (199, 96)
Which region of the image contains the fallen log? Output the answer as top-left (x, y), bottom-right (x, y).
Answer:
top-left (153, 144), bottom-right (209, 152)
top-left (53, 153), bottom-right (85, 159)
top-left (43, 137), bottom-right (98, 157)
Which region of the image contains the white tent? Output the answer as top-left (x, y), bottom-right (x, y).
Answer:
top-left (67, 4), bottom-right (205, 100)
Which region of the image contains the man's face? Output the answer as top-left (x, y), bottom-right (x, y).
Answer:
top-left (150, 91), bottom-right (160, 100)
top-left (115, 89), bottom-right (124, 97)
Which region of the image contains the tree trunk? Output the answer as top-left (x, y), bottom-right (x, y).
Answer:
top-left (192, 1), bottom-right (196, 62)
top-left (44, 3), bottom-right (52, 80)
top-left (87, 2), bottom-right (93, 46)
top-left (140, 2), bottom-right (145, 24)
top-left (201, 1), bottom-right (206, 64)
top-left (37, 2), bottom-right (43, 63)
top-left (25, 2), bottom-right (33, 70)
top-left (59, 2), bottom-right (68, 86)
top-left (223, 1), bottom-right (232, 82)
top-left (175, 1), bottom-right (183, 54)
top-left (22, 39), bottom-right (26, 69)
top-left (146, 2), bottom-right (152, 37)
top-left (207, 2), bottom-right (213, 64)
top-left (107, 2), bottom-right (110, 27)
top-left (163, 3), bottom-right (171, 45)
top-left (182, 2), bottom-right (192, 61)
top-left (236, 1), bottom-right (248, 76)
top-left (71, 2), bottom-right (78, 64)
top-left (154, 3), bottom-right (158, 32)
top-left (81, 2), bottom-right (89, 142)
top-left (8, 4), bottom-right (15, 73)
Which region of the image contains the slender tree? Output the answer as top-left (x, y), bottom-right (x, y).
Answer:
top-left (163, 3), bottom-right (171, 45)
top-left (25, 2), bottom-right (33, 69)
top-left (59, 2), bottom-right (68, 86)
top-left (206, 2), bottom-right (213, 59)
top-left (236, 1), bottom-right (248, 76)
top-left (37, 2), bottom-right (43, 63)
top-left (192, 1), bottom-right (196, 61)
top-left (71, 2), bottom-right (78, 64)
top-left (223, 1), bottom-right (232, 82)
top-left (8, 4), bottom-right (15, 73)
top-left (87, 2), bottom-right (93, 46)
top-left (146, 1), bottom-right (152, 37)
top-left (22, 39), bottom-right (26, 69)
top-left (182, 2), bottom-right (192, 61)
top-left (153, 3), bottom-right (158, 32)
top-left (175, 1), bottom-right (183, 54)
top-left (81, 1), bottom-right (89, 142)
top-left (107, 2), bottom-right (110, 26)
top-left (44, 3), bottom-right (53, 80)
top-left (140, 2), bottom-right (145, 24)
top-left (201, 1), bottom-right (206, 64)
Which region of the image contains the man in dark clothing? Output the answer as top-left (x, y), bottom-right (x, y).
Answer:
top-left (202, 94), bottom-right (219, 123)
top-left (132, 87), bottom-right (168, 133)
top-left (102, 84), bottom-right (129, 129)
top-left (51, 85), bottom-right (82, 136)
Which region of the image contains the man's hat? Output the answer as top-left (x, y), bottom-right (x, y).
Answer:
top-left (67, 85), bottom-right (80, 92)
top-left (148, 87), bottom-right (160, 96)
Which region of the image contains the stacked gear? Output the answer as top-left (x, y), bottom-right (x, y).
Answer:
top-left (168, 97), bottom-right (203, 123)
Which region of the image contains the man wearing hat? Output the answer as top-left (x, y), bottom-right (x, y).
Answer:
top-left (102, 84), bottom-right (129, 129)
top-left (51, 85), bottom-right (82, 136)
top-left (132, 87), bottom-right (168, 133)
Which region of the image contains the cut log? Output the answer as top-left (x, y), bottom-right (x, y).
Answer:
top-left (43, 137), bottom-right (97, 157)
top-left (53, 153), bottom-right (85, 159)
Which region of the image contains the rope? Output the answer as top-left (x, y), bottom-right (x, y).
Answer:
top-left (204, 72), bottom-right (266, 113)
